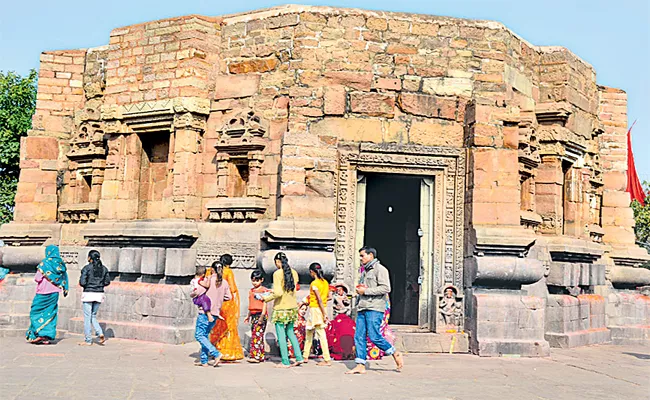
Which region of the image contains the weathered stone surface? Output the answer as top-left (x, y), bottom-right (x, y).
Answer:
top-left (141, 248), bottom-right (166, 275)
top-left (310, 117), bottom-right (383, 143)
top-left (422, 77), bottom-right (473, 97)
top-left (228, 57), bottom-right (279, 74)
top-left (349, 92), bottom-right (395, 117)
top-left (164, 249), bottom-right (197, 277)
top-left (6, 5), bottom-right (647, 354)
top-left (214, 75), bottom-right (260, 99)
top-left (409, 120), bottom-right (463, 147)
top-left (323, 85), bottom-right (346, 115)
top-left (118, 247), bottom-right (142, 274)
top-left (398, 92), bottom-right (458, 119)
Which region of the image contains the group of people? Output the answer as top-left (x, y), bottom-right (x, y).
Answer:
top-left (25, 245), bottom-right (110, 346)
top-left (24, 244), bottom-right (404, 373)
top-left (190, 246), bottom-right (403, 374)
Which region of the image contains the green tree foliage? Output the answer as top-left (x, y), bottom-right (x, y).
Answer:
top-left (631, 181), bottom-right (650, 245)
top-left (631, 181), bottom-right (650, 269)
top-left (0, 70), bottom-right (37, 224)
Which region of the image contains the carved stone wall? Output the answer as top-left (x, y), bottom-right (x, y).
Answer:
top-left (335, 143), bottom-right (465, 296)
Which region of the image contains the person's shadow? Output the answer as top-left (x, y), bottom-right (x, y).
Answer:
top-left (623, 352), bottom-right (650, 360)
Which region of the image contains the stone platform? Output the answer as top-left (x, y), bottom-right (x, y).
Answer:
top-left (1, 336), bottom-right (648, 400)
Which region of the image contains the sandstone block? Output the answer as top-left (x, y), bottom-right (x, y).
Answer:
top-left (310, 117), bottom-right (382, 144)
top-left (21, 136), bottom-right (59, 160)
top-left (423, 77), bottom-right (472, 97)
top-left (165, 248), bottom-right (197, 277)
top-left (118, 248), bottom-right (142, 274)
top-left (373, 77), bottom-right (401, 91)
top-left (323, 71), bottom-right (372, 91)
top-left (213, 75), bottom-right (260, 99)
top-left (323, 86), bottom-right (346, 115)
top-left (398, 92), bottom-right (457, 119)
top-left (409, 121), bottom-right (463, 147)
top-left (141, 248), bottom-right (166, 275)
top-left (349, 92), bottom-right (395, 117)
top-left (602, 190), bottom-right (633, 208)
top-left (279, 196), bottom-right (335, 219)
top-left (228, 57), bottom-right (279, 74)
top-left (95, 247), bottom-right (120, 272)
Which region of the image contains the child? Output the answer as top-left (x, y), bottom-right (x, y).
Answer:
top-left (245, 269), bottom-right (269, 363)
top-left (191, 266), bottom-right (214, 323)
top-left (301, 262), bottom-right (332, 366)
top-left (332, 283), bottom-right (351, 316)
top-left (287, 303), bottom-right (307, 359)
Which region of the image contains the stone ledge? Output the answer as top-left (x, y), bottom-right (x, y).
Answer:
top-left (545, 327), bottom-right (611, 348)
top-left (394, 331), bottom-right (469, 353)
top-left (609, 325), bottom-right (650, 346)
top-left (472, 339), bottom-right (550, 357)
top-left (67, 317), bottom-right (195, 344)
top-left (82, 220), bottom-right (199, 247)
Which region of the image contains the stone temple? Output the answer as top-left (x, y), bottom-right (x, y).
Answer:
top-left (1, 5), bottom-right (649, 355)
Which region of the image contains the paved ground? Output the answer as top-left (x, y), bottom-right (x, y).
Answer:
top-left (0, 335), bottom-right (648, 400)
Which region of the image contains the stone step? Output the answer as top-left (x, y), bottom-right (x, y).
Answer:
top-left (0, 313), bottom-right (30, 327)
top-left (67, 317), bottom-right (195, 344)
top-left (545, 327), bottom-right (612, 348)
top-left (0, 300), bottom-right (32, 314)
top-left (393, 330), bottom-right (469, 353)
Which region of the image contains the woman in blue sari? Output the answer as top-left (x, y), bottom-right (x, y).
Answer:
top-left (26, 245), bottom-right (69, 344)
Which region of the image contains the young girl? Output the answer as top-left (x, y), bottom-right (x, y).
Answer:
top-left (301, 263), bottom-right (332, 366)
top-left (245, 269), bottom-right (268, 363)
top-left (78, 250), bottom-right (110, 346)
top-left (190, 266), bottom-right (214, 323)
top-left (259, 252), bottom-right (304, 368)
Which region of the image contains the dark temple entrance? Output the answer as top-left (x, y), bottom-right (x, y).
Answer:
top-left (363, 174), bottom-right (421, 325)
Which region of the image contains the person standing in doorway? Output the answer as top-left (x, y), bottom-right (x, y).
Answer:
top-left (346, 246), bottom-right (404, 374)
top-left (78, 250), bottom-right (111, 346)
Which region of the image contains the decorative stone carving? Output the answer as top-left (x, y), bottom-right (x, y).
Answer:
top-left (62, 110), bottom-right (107, 223)
top-left (335, 143), bottom-right (465, 293)
top-left (217, 109), bottom-right (268, 154)
top-left (195, 241), bottom-right (259, 269)
top-left (205, 198), bottom-right (267, 222)
top-left (435, 285), bottom-right (464, 333)
top-left (210, 110), bottom-right (269, 222)
top-left (59, 203), bottom-right (100, 223)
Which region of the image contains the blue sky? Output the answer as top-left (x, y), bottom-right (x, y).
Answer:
top-left (1, 0), bottom-right (648, 182)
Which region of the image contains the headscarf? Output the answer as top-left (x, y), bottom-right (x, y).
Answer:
top-left (37, 245), bottom-right (69, 297)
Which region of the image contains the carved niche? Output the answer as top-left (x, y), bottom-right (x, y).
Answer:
top-left (206, 110), bottom-right (269, 222)
top-left (61, 118), bottom-right (107, 223)
top-left (518, 112), bottom-right (543, 231)
top-left (434, 284), bottom-right (464, 333)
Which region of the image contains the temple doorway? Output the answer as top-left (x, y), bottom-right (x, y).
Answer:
top-left (362, 174), bottom-right (421, 325)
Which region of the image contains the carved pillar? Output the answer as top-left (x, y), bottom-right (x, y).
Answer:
top-left (536, 156), bottom-right (564, 235)
top-left (563, 165), bottom-right (584, 237)
top-left (171, 112), bottom-right (206, 220)
top-left (216, 154), bottom-right (230, 197)
top-left (247, 151), bottom-right (264, 198)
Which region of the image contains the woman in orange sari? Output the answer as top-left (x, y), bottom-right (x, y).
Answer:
top-left (209, 254), bottom-right (244, 361)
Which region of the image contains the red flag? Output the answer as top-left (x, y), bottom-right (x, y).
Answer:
top-left (626, 121), bottom-right (646, 206)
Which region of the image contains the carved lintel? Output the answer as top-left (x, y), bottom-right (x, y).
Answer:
top-left (59, 203), bottom-right (100, 224)
top-left (520, 211), bottom-right (542, 231)
top-left (535, 103), bottom-right (571, 126)
top-left (206, 197), bottom-right (267, 222)
top-left (173, 112), bottom-right (207, 131)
